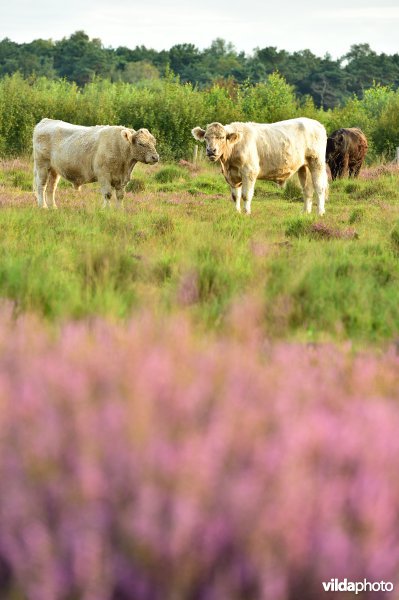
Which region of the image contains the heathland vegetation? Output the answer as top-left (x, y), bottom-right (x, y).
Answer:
top-left (1, 157), bottom-right (399, 343)
top-left (1, 155), bottom-right (399, 598)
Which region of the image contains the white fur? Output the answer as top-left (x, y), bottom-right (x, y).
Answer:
top-left (192, 118), bottom-right (329, 216)
top-left (33, 118), bottom-right (159, 208)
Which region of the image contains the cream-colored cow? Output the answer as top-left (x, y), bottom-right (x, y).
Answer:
top-left (192, 117), bottom-right (328, 215)
top-left (33, 118), bottom-right (159, 208)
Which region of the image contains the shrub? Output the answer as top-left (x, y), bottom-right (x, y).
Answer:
top-left (0, 73), bottom-right (399, 162)
top-left (0, 305), bottom-right (399, 598)
top-left (241, 72), bottom-right (299, 123)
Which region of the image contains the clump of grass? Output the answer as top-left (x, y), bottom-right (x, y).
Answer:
top-left (154, 166), bottom-right (187, 183)
top-left (126, 178), bottom-right (146, 193)
top-left (197, 254), bottom-right (231, 304)
top-left (187, 175), bottom-right (226, 196)
top-left (345, 181), bottom-right (362, 194)
top-left (152, 254), bottom-right (174, 283)
top-left (156, 184), bottom-right (176, 193)
top-left (10, 170), bottom-right (32, 191)
top-left (349, 208), bottom-right (364, 224)
top-left (283, 179), bottom-right (302, 202)
top-left (285, 217), bottom-right (310, 238)
top-left (151, 214), bottom-right (175, 235)
top-left (254, 180), bottom-right (277, 199)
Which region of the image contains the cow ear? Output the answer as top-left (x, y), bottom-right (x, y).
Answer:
top-left (192, 127), bottom-right (206, 141)
top-left (121, 129), bottom-right (134, 143)
top-left (226, 132), bottom-right (241, 145)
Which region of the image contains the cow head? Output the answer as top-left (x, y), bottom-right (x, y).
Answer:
top-left (326, 130), bottom-right (347, 156)
top-left (122, 128), bottom-right (159, 164)
top-left (191, 122), bottom-right (241, 162)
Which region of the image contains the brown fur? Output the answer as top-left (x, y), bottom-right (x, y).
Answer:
top-left (326, 127), bottom-right (368, 180)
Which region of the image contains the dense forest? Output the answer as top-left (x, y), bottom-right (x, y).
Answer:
top-left (1, 31), bottom-right (399, 108)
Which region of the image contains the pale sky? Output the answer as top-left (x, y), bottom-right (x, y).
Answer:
top-left (1, 0), bottom-right (398, 58)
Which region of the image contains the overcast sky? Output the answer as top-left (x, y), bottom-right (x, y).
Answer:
top-left (2, 0), bottom-right (398, 58)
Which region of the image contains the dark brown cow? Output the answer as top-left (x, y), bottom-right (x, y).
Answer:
top-left (326, 127), bottom-right (368, 180)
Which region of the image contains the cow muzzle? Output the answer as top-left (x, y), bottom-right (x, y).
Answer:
top-left (147, 153), bottom-right (159, 164)
top-left (206, 151), bottom-right (218, 162)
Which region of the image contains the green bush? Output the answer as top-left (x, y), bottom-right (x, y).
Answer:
top-left (1, 72), bottom-right (399, 161)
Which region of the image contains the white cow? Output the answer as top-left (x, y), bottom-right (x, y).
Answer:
top-left (33, 118), bottom-right (159, 208)
top-left (192, 117), bottom-right (328, 215)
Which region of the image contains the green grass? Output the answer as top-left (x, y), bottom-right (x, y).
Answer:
top-left (1, 158), bottom-right (399, 344)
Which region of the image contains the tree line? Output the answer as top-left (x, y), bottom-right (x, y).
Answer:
top-left (1, 31), bottom-right (399, 108)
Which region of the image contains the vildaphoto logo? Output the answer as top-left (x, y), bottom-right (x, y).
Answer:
top-left (322, 579), bottom-right (394, 594)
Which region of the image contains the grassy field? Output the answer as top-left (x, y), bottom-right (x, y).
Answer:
top-left (1, 157), bottom-right (399, 344)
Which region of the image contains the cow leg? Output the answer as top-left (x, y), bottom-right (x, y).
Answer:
top-left (309, 162), bottom-right (328, 216)
top-left (45, 169), bottom-right (60, 209)
top-left (115, 186), bottom-right (125, 209)
top-left (329, 160), bottom-right (339, 180)
top-left (34, 164), bottom-right (50, 208)
top-left (242, 174), bottom-right (256, 215)
top-left (99, 178), bottom-right (114, 208)
top-left (298, 166), bottom-right (314, 214)
top-left (350, 160), bottom-right (362, 178)
top-left (231, 186), bottom-right (242, 213)
top-left (341, 154), bottom-right (349, 178)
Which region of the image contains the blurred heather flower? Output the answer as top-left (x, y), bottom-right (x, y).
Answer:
top-left (0, 306), bottom-right (397, 598)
